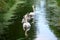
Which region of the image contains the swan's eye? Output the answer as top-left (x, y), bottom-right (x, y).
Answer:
top-left (30, 15), bottom-right (32, 17)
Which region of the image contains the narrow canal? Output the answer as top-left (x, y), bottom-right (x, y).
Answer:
top-left (34, 0), bottom-right (57, 40)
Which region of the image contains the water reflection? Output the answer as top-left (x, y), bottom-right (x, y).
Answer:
top-left (3, 0), bottom-right (60, 40)
top-left (34, 0), bottom-right (57, 40)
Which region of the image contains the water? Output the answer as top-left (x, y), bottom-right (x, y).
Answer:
top-left (2, 0), bottom-right (60, 40)
top-left (34, 0), bottom-right (57, 40)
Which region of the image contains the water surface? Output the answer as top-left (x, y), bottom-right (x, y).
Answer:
top-left (34, 0), bottom-right (57, 40)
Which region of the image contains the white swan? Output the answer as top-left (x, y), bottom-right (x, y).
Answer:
top-left (22, 5), bottom-right (35, 37)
